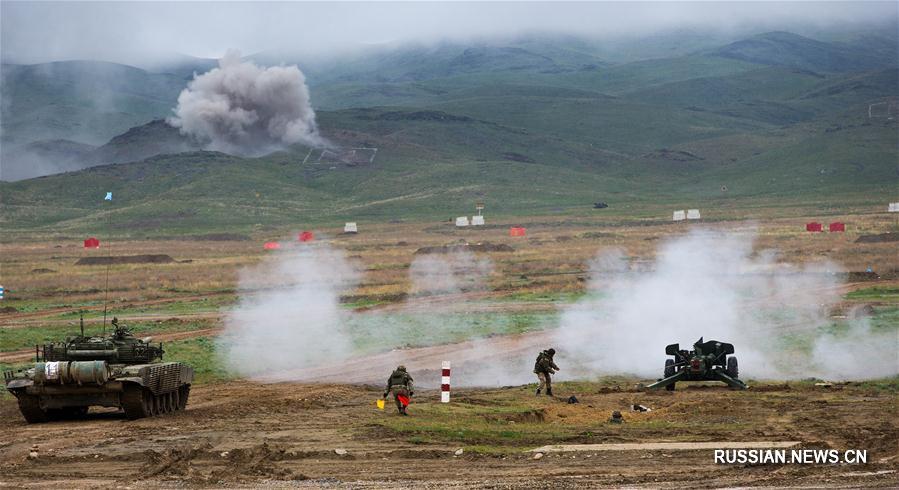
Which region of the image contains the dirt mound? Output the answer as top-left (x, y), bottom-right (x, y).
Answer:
top-left (485, 409), bottom-right (546, 424)
top-left (847, 271), bottom-right (880, 281)
top-left (143, 443), bottom-right (212, 478)
top-left (415, 242), bottom-right (514, 254)
top-left (142, 442), bottom-right (304, 484)
top-left (855, 233), bottom-right (899, 243)
top-left (0, 306), bottom-right (18, 314)
top-left (75, 254), bottom-right (177, 265)
top-left (30, 268), bottom-right (56, 273)
top-left (502, 152), bottom-right (535, 163)
top-left (643, 148), bottom-right (704, 162)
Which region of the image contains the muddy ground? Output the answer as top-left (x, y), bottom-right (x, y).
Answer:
top-left (1, 378), bottom-right (897, 488)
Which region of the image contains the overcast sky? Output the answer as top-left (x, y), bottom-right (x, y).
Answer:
top-left (1, 1), bottom-right (896, 64)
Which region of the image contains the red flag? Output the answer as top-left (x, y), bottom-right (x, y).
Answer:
top-left (396, 395), bottom-right (410, 407)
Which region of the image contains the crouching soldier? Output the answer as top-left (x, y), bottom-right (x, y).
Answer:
top-left (384, 365), bottom-right (414, 415)
top-left (534, 348), bottom-right (559, 396)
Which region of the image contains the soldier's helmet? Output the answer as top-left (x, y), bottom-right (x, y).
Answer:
top-left (547, 348), bottom-right (556, 356)
top-left (397, 365), bottom-right (407, 372)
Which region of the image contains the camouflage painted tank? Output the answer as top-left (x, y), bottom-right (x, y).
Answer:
top-left (3, 317), bottom-right (194, 423)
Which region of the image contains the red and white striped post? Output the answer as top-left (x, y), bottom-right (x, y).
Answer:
top-left (441, 361), bottom-right (451, 403)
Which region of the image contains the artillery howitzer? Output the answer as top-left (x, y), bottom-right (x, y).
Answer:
top-left (4, 317), bottom-right (193, 423)
top-left (646, 337), bottom-right (747, 391)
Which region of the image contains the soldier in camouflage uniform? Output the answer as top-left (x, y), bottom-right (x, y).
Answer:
top-left (534, 348), bottom-right (559, 396)
top-left (383, 365), bottom-right (414, 415)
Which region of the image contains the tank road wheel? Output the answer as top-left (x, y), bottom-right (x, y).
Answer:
top-left (664, 359), bottom-right (675, 378)
top-left (150, 393), bottom-right (161, 416)
top-left (727, 356), bottom-right (739, 378)
top-left (173, 389), bottom-right (181, 410)
top-left (122, 385), bottom-right (151, 420)
top-left (178, 386), bottom-right (191, 410)
top-left (17, 395), bottom-right (49, 424)
top-left (165, 392), bottom-right (176, 413)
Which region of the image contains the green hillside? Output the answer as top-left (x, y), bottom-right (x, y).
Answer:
top-left (0, 61), bottom-right (186, 145)
top-left (1, 29), bottom-right (896, 235)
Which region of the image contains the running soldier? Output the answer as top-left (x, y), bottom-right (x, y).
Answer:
top-left (534, 348), bottom-right (559, 396)
top-left (383, 365), bottom-right (414, 415)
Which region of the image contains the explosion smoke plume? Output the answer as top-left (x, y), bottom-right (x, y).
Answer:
top-left (169, 50), bottom-right (323, 155)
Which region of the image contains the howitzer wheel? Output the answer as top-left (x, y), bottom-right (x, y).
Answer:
top-left (664, 359), bottom-right (675, 378)
top-left (727, 356), bottom-right (739, 378)
top-left (17, 394), bottom-right (49, 423)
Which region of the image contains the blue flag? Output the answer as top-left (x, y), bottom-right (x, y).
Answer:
top-left (104, 192), bottom-right (113, 201)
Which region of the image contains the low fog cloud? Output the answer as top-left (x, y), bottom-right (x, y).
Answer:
top-left (168, 51), bottom-right (323, 155)
top-left (2, 2), bottom-right (895, 64)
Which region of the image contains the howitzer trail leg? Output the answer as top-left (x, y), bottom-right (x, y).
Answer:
top-left (712, 371), bottom-right (748, 390)
top-left (645, 370), bottom-right (688, 391)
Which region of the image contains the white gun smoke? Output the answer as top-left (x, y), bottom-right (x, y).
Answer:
top-left (408, 250), bottom-right (493, 296)
top-left (552, 229), bottom-right (898, 381)
top-left (168, 50), bottom-right (324, 155)
top-left (217, 243), bottom-right (359, 377)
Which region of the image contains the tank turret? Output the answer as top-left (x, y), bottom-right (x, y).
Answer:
top-left (39, 317), bottom-right (164, 364)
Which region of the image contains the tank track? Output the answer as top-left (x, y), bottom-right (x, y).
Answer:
top-left (122, 385), bottom-right (190, 420)
top-left (17, 395), bottom-right (49, 423)
top-left (16, 396), bottom-right (90, 423)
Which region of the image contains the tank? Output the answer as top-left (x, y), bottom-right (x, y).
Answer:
top-left (3, 317), bottom-right (194, 423)
top-left (645, 337), bottom-right (747, 391)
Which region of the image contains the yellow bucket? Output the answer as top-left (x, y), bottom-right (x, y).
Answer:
top-left (376, 399), bottom-right (385, 410)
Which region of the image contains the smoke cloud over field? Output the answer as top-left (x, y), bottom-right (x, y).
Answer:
top-left (169, 50), bottom-right (323, 155)
top-left (409, 250), bottom-right (493, 296)
top-left (218, 244), bottom-right (359, 377)
top-left (220, 231), bottom-right (896, 385)
top-left (553, 230), bottom-right (898, 381)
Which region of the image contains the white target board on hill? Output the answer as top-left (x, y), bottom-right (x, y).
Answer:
top-left (889, 202), bottom-right (899, 212)
top-left (455, 216), bottom-right (470, 227)
top-left (471, 215), bottom-right (485, 226)
top-left (672, 210), bottom-right (686, 221)
top-left (344, 222), bottom-right (357, 233)
top-left (687, 209), bottom-right (701, 220)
